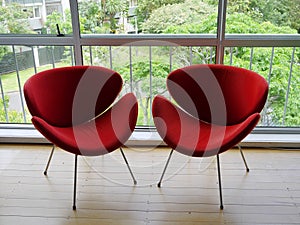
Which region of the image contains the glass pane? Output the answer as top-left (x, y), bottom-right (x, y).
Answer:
top-left (78, 0), bottom-right (218, 34)
top-left (0, 45), bottom-right (74, 123)
top-left (224, 46), bottom-right (300, 127)
top-left (83, 44), bottom-right (216, 126)
top-left (226, 0), bottom-right (300, 34)
top-left (0, 0), bottom-right (71, 35)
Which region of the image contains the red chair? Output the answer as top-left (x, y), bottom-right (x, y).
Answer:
top-left (152, 64), bottom-right (268, 209)
top-left (24, 65), bottom-right (138, 210)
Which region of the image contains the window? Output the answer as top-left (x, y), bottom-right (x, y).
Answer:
top-left (0, 0), bottom-right (299, 127)
top-left (224, 0), bottom-right (300, 127)
top-left (78, 0), bottom-right (218, 35)
top-left (34, 7), bottom-right (40, 18)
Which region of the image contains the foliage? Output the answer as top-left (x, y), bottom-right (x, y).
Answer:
top-left (143, 8), bottom-right (299, 126)
top-left (0, 3), bottom-right (33, 62)
top-left (45, 10), bottom-right (72, 35)
top-left (105, 0), bottom-right (129, 33)
top-left (136, 0), bottom-right (184, 30)
top-left (228, 0), bottom-right (300, 31)
top-left (78, 0), bottom-right (129, 34)
top-left (225, 13), bottom-right (296, 34)
top-left (224, 47), bottom-right (300, 126)
top-left (44, 0), bottom-right (130, 34)
top-left (78, 0), bottom-right (107, 33)
top-left (1, 0), bottom-right (300, 127)
top-left (0, 95), bottom-right (24, 123)
top-left (0, 46), bottom-right (9, 63)
top-left (217, 13), bottom-right (298, 126)
top-left (141, 0), bottom-right (215, 33)
top-left (117, 60), bottom-right (171, 124)
top-left (0, 3), bottom-right (33, 34)
top-left (164, 12), bottom-right (297, 34)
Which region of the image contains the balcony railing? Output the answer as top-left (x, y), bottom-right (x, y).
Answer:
top-left (0, 34), bottom-right (299, 128)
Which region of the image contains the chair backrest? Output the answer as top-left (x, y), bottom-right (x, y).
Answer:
top-left (167, 64), bottom-right (269, 125)
top-left (24, 66), bottom-right (123, 127)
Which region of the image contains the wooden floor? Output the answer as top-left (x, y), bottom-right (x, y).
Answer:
top-left (0, 144), bottom-right (300, 225)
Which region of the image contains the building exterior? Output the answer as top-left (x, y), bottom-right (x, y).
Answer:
top-left (3, 0), bottom-right (68, 32)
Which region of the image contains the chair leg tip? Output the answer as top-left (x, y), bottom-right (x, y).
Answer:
top-left (246, 168), bottom-right (250, 172)
top-left (220, 205), bottom-right (224, 210)
top-left (73, 205), bottom-right (76, 210)
top-left (43, 171), bottom-right (47, 176)
top-left (134, 180), bottom-right (137, 185)
top-left (157, 182), bottom-right (161, 188)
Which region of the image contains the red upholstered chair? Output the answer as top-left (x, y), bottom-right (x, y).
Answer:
top-left (24, 65), bottom-right (138, 210)
top-left (152, 64), bottom-right (268, 209)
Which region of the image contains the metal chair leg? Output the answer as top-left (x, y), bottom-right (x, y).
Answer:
top-left (157, 149), bottom-right (174, 188)
top-left (216, 154), bottom-right (224, 210)
top-left (120, 147), bottom-right (137, 185)
top-left (238, 144), bottom-right (250, 172)
top-left (44, 145), bottom-right (55, 175)
top-left (73, 154), bottom-right (78, 210)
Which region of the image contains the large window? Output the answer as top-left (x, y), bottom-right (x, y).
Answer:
top-left (77, 0), bottom-right (218, 35)
top-left (0, 0), bottom-right (299, 128)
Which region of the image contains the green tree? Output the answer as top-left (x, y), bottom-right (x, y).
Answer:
top-left (45, 10), bottom-right (72, 34)
top-left (0, 91), bottom-right (24, 123)
top-left (142, 7), bottom-right (300, 126)
top-left (228, 0), bottom-right (300, 31)
top-left (105, 0), bottom-right (128, 33)
top-left (141, 0), bottom-right (215, 34)
top-left (0, 3), bottom-right (33, 34)
top-left (249, 0), bottom-right (298, 28)
top-left (0, 3), bottom-right (33, 59)
top-left (223, 46), bottom-right (300, 126)
top-left (117, 60), bottom-right (171, 125)
top-left (78, 0), bottom-right (129, 34)
top-left (136, 0), bottom-right (184, 31)
top-left (0, 3), bottom-right (34, 123)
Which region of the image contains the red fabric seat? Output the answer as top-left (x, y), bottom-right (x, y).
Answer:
top-left (153, 95), bottom-right (261, 157)
top-left (24, 65), bottom-right (138, 209)
top-left (31, 92), bottom-right (137, 156)
top-left (152, 64), bottom-right (268, 209)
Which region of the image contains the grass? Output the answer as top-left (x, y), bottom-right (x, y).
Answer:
top-left (0, 63), bottom-right (70, 92)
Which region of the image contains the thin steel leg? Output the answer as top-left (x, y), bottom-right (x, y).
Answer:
top-left (120, 147), bottom-right (137, 185)
top-left (44, 145), bottom-right (55, 175)
top-left (157, 149), bottom-right (174, 188)
top-left (238, 145), bottom-right (250, 172)
top-left (217, 154), bottom-right (224, 210)
top-left (73, 154), bottom-right (78, 210)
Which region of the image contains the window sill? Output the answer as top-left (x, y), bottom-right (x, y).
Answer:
top-left (0, 124), bottom-right (299, 149)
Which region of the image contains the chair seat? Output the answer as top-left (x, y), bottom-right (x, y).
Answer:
top-left (32, 93), bottom-right (138, 156)
top-left (153, 96), bottom-right (260, 157)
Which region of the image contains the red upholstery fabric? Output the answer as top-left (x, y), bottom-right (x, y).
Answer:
top-left (31, 93), bottom-right (138, 156)
top-left (153, 64), bottom-right (268, 157)
top-left (24, 66), bottom-right (122, 127)
top-left (24, 66), bottom-right (138, 156)
top-left (153, 95), bottom-right (260, 157)
top-left (167, 64), bottom-right (269, 125)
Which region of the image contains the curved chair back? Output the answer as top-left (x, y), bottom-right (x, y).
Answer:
top-left (24, 66), bottom-right (122, 127)
top-left (167, 64), bottom-right (268, 125)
